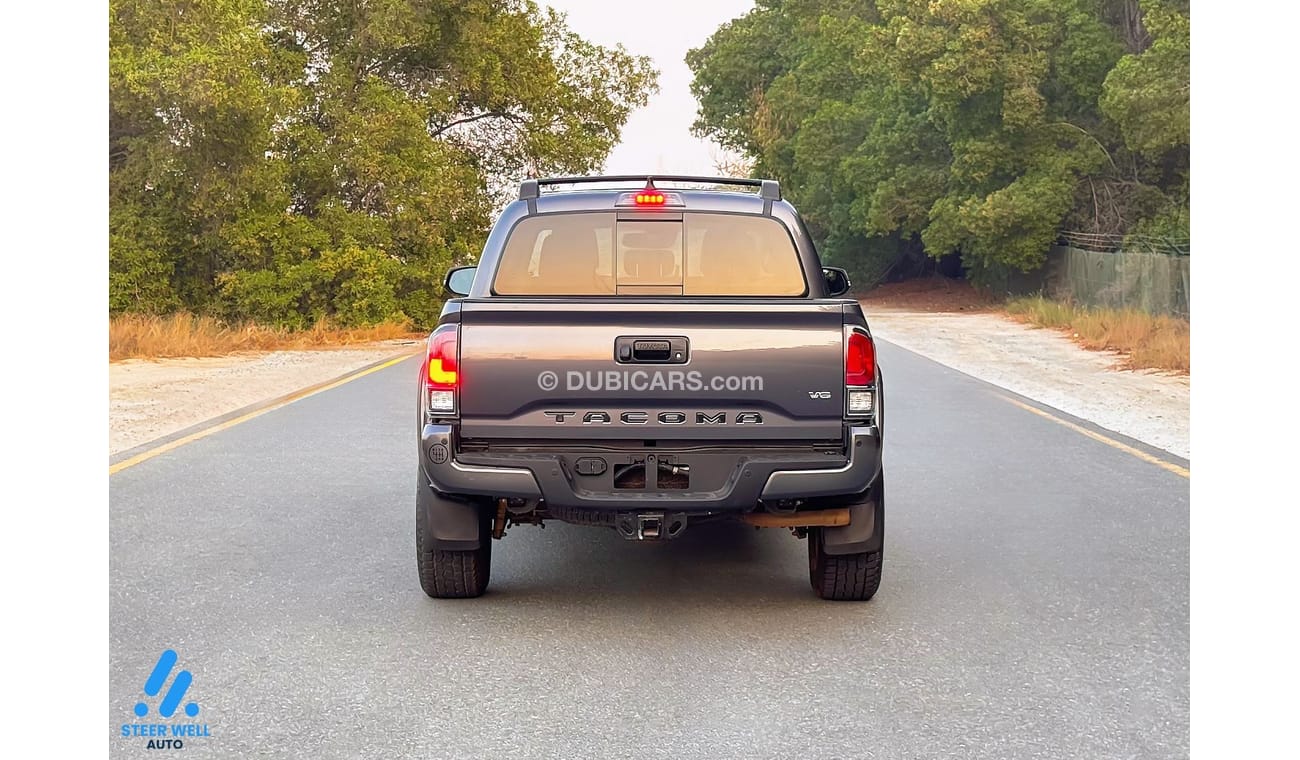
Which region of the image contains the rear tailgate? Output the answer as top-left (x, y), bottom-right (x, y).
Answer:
top-left (457, 301), bottom-right (845, 441)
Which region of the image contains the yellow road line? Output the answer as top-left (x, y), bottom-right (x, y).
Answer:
top-left (110, 353), bottom-right (417, 475)
top-left (997, 394), bottom-right (1189, 479)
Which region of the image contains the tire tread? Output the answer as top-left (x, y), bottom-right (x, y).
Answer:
top-left (810, 531), bottom-right (882, 601)
top-left (417, 504), bottom-right (491, 598)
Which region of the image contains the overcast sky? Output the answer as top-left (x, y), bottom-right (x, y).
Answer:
top-left (541, 0), bottom-right (755, 175)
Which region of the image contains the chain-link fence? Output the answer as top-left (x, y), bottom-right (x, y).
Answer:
top-left (996, 237), bottom-right (1190, 318)
top-left (1056, 231), bottom-right (1191, 257)
top-left (1048, 245), bottom-right (1190, 318)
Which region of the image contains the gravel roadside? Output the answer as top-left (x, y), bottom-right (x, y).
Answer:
top-left (109, 342), bottom-right (421, 455)
top-left (864, 307), bottom-right (1190, 459)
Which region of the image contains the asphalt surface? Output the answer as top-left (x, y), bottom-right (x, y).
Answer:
top-left (109, 341), bottom-right (1189, 759)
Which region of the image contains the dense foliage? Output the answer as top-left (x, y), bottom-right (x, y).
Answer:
top-left (110, 0), bottom-right (657, 327)
top-left (687, 0), bottom-right (1189, 285)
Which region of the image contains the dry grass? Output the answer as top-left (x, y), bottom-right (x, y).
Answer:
top-left (109, 313), bottom-right (422, 361)
top-left (1005, 296), bottom-right (1189, 373)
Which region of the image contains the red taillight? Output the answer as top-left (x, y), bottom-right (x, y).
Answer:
top-left (846, 331), bottom-right (875, 386)
top-left (426, 327), bottom-right (459, 390)
top-left (635, 189), bottom-right (666, 206)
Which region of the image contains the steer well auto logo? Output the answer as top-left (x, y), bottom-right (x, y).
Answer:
top-left (119, 649), bottom-right (212, 750)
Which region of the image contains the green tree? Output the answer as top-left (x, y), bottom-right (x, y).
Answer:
top-left (688, 0), bottom-right (1190, 284)
top-left (110, 0), bottom-right (658, 327)
top-left (110, 0), bottom-right (291, 311)
top-left (1098, 0), bottom-right (1190, 245)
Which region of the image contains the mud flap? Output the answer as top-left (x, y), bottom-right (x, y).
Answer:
top-left (417, 469), bottom-right (483, 551)
top-left (821, 475), bottom-right (884, 556)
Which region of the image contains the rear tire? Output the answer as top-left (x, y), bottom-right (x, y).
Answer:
top-left (808, 529), bottom-right (882, 601)
top-left (417, 495), bottom-right (491, 599)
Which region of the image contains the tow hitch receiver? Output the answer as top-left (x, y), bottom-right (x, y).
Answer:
top-left (616, 512), bottom-right (688, 541)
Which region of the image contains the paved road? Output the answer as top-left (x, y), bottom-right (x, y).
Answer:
top-left (110, 342), bottom-right (1189, 759)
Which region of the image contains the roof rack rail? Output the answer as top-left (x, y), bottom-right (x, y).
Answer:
top-left (517, 175), bottom-right (781, 202)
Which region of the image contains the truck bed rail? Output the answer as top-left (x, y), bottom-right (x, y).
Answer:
top-left (519, 175), bottom-right (781, 201)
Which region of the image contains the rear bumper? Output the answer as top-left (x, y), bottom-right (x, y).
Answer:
top-left (419, 424), bottom-right (881, 511)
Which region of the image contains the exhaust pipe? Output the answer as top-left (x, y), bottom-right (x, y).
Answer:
top-left (741, 508), bottom-right (850, 528)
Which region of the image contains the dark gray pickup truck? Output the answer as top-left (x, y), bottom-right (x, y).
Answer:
top-left (416, 175), bottom-right (884, 600)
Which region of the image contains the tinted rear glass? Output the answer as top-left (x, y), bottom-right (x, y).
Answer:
top-left (492, 212), bottom-right (806, 296)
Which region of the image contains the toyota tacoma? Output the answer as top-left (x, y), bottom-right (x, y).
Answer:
top-left (416, 175), bottom-right (884, 600)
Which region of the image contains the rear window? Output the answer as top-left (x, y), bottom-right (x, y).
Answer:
top-left (491, 212), bottom-right (806, 296)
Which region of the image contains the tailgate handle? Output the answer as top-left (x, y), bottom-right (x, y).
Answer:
top-left (633, 340), bottom-right (671, 360)
top-left (616, 337), bottom-right (689, 364)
